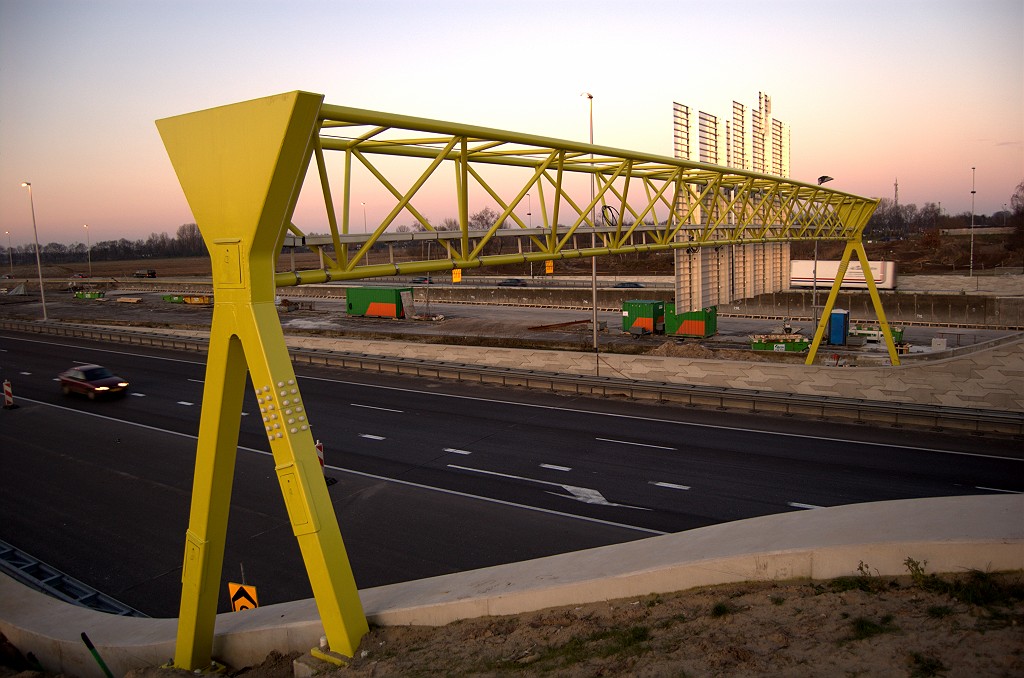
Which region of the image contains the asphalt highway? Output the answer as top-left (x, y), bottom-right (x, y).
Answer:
top-left (1, 328), bottom-right (1021, 618)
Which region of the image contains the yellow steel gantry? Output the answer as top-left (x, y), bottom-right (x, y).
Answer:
top-left (156, 91), bottom-right (898, 670)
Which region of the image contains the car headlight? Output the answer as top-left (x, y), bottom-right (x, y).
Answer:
top-left (117, 382), bottom-right (128, 387)
top-left (94, 386), bottom-right (109, 391)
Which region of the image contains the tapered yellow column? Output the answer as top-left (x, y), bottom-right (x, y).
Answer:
top-left (157, 91), bottom-right (367, 670)
top-left (805, 240), bottom-right (901, 366)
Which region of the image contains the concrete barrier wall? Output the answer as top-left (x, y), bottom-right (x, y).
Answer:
top-left (2, 495), bottom-right (1020, 676)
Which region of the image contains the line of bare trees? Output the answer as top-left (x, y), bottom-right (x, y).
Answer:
top-left (5, 223), bottom-right (205, 267)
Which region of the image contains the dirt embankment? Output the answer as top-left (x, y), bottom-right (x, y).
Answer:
top-left (5, 568), bottom-right (1016, 678)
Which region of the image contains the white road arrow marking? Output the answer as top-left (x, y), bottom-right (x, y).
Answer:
top-left (448, 464), bottom-right (649, 511)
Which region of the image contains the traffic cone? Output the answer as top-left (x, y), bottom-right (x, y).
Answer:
top-left (3, 380), bottom-right (18, 410)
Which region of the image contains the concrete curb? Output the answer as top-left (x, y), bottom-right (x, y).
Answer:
top-left (2, 495), bottom-right (1021, 676)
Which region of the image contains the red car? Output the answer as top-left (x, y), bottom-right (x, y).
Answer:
top-left (58, 364), bottom-right (130, 399)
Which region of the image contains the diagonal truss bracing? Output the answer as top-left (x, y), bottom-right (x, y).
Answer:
top-left (275, 104), bottom-right (879, 288)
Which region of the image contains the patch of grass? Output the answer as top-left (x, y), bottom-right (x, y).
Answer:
top-left (905, 559), bottom-right (1024, 616)
top-left (770, 596), bottom-right (785, 606)
top-left (826, 560), bottom-right (890, 594)
top-left (927, 605), bottom-right (954, 619)
top-left (847, 614), bottom-right (899, 641)
top-left (908, 651), bottom-right (948, 677)
top-left (518, 624), bottom-right (653, 670)
top-left (710, 601), bottom-right (735, 617)
top-left (643, 594), bottom-right (663, 608)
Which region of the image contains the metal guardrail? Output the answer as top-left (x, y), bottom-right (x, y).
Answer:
top-left (0, 539), bottom-right (146, 617)
top-left (3, 319), bottom-right (1022, 437)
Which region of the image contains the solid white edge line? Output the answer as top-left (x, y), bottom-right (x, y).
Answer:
top-left (540, 464), bottom-right (571, 471)
top-left (788, 502), bottom-right (825, 510)
top-left (7, 333), bottom-right (1018, 462)
top-left (12, 397), bottom-right (666, 536)
top-left (295, 372), bottom-right (1020, 462)
top-left (975, 486), bottom-right (1023, 494)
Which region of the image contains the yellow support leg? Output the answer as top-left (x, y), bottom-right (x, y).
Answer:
top-left (157, 91), bottom-right (368, 670)
top-left (805, 240), bottom-right (900, 366)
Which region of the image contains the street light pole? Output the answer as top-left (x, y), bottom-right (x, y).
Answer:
top-left (970, 167), bottom-right (976, 277)
top-left (20, 182), bottom-right (47, 320)
top-left (83, 224), bottom-right (92, 277)
top-left (582, 92), bottom-right (597, 373)
top-left (5, 230), bottom-right (11, 275)
top-left (814, 176), bottom-right (834, 328)
top-left (361, 202), bottom-right (367, 233)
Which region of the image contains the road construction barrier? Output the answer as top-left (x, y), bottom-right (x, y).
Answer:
top-left (3, 380), bottom-right (17, 409)
top-left (315, 440), bottom-right (337, 486)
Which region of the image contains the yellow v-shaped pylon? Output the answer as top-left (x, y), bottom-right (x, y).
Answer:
top-left (157, 91), bottom-right (367, 670)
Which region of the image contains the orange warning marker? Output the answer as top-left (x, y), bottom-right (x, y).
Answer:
top-left (228, 582), bottom-right (258, 611)
top-left (316, 440), bottom-right (337, 486)
top-left (3, 380), bottom-right (18, 410)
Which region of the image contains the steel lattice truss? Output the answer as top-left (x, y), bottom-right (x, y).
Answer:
top-left (275, 103), bottom-right (878, 287)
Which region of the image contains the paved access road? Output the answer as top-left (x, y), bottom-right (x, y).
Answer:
top-left (1, 329), bottom-right (1021, 618)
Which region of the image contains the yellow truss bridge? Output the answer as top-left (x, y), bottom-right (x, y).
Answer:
top-left (156, 91), bottom-right (897, 670)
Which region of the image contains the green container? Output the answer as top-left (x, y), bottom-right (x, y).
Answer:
top-left (162, 294), bottom-right (185, 303)
top-left (666, 305), bottom-right (718, 338)
top-left (346, 287), bottom-right (413, 318)
top-left (74, 291), bottom-right (104, 299)
top-left (621, 300), bottom-right (665, 334)
top-left (751, 337), bottom-right (810, 352)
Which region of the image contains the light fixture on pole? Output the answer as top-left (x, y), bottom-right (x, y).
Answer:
top-left (812, 176), bottom-right (833, 328)
top-left (5, 230), bottom-right (11, 275)
top-left (970, 167), bottom-right (976, 277)
top-left (83, 224), bottom-right (92, 277)
top-left (582, 91), bottom-right (598, 373)
top-left (20, 182), bottom-right (47, 320)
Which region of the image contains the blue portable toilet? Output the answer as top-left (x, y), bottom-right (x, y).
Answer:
top-left (828, 309), bottom-right (850, 345)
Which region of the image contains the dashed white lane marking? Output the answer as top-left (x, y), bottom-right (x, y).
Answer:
top-left (130, 393), bottom-right (146, 397)
top-left (177, 401), bottom-right (194, 406)
top-left (596, 437), bottom-right (676, 451)
top-left (650, 481), bottom-right (691, 490)
top-left (359, 434), bottom-right (386, 441)
top-left (444, 448), bottom-right (473, 455)
top-left (188, 379), bottom-right (203, 384)
top-left (976, 486), bottom-right (1022, 494)
top-left (540, 464), bottom-right (571, 472)
top-left (788, 502), bottom-right (824, 510)
top-left (352, 403), bottom-right (403, 413)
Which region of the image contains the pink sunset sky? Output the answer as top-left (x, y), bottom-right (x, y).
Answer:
top-left (0, 0), bottom-right (1021, 248)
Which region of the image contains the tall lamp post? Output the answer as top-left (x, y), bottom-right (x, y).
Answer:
top-left (969, 167), bottom-right (976, 277)
top-left (5, 230), bottom-right (11, 276)
top-left (83, 224), bottom-right (92, 277)
top-left (20, 182), bottom-right (47, 320)
top-left (582, 92), bottom-right (597, 372)
top-left (814, 176), bottom-right (833, 328)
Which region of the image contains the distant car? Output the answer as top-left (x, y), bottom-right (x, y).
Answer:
top-left (58, 364), bottom-right (130, 400)
top-left (70, 273), bottom-right (89, 279)
top-left (614, 282), bottom-right (644, 288)
top-left (410, 276), bottom-right (434, 284)
top-left (0, 274), bottom-right (12, 279)
top-left (133, 269), bottom-right (157, 278)
top-left (497, 278), bottom-right (527, 287)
